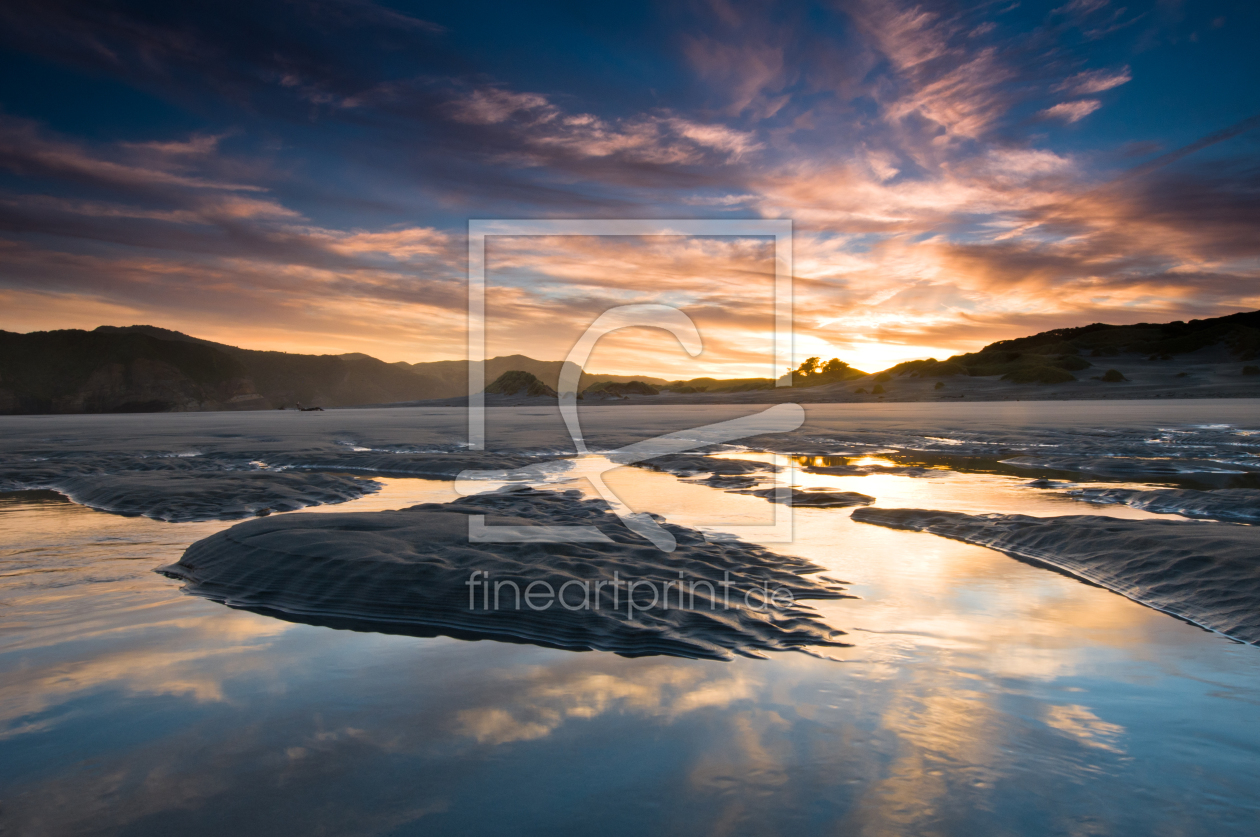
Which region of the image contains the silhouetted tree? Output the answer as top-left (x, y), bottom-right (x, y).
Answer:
top-left (796, 357), bottom-right (821, 375)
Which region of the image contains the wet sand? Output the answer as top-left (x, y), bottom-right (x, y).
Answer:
top-left (3, 443), bottom-right (1260, 835)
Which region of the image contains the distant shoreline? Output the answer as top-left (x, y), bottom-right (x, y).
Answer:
top-left (3, 392), bottom-right (1259, 418)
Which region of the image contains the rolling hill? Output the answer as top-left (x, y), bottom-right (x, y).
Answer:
top-left (0, 326), bottom-right (666, 414)
top-left (2, 310), bottom-right (1257, 414)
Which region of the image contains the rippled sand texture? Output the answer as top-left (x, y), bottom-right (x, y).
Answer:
top-left (2, 401), bottom-right (1258, 519)
top-left (0, 448), bottom-right (548, 522)
top-left (7, 468), bottom-right (381, 522)
top-left (852, 508), bottom-right (1260, 643)
top-left (2, 402), bottom-right (1258, 642)
top-left (4, 402), bottom-right (1260, 836)
top-left (161, 487), bottom-right (851, 660)
top-left (1067, 487), bottom-right (1260, 523)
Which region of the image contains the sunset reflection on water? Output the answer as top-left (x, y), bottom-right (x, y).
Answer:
top-left (2, 463), bottom-right (1258, 836)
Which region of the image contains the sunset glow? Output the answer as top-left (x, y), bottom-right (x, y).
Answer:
top-left (1, 2), bottom-right (1257, 374)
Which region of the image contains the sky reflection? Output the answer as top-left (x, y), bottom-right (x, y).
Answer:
top-left (3, 457), bottom-right (1260, 834)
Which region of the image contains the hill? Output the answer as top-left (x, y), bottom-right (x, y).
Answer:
top-left (682, 310), bottom-right (1260, 405)
top-left (886, 310), bottom-right (1260, 383)
top-left (0, 329), bottom-right (257, 414)
top-left (0, 327), bottom-right (673, 414)
top-left (484, 370), bottom-right (557, 398)
top-left (395, 355), bottom-right (668, 397)
top-left (4, 310), bottom-right (1257, 414)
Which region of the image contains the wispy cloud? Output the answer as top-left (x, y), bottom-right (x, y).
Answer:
top-left (1040, 99), bottom-right (1103, 122)
top-left (0, 118), bottom-right (265, 192)
top-left (447, 87), bottom-right (761, 165)
top-left (0, 0), bottom-right (1255, 375)
top-left (1054, 66), bottom-right (1132, 95)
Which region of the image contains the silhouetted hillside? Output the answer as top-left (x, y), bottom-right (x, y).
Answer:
top-left (485, 370), bottom-right (557, 397)
top-left (0, 329), bottom-right (257, 414)
top-left (0, 327), bottom-right (669, 414)
top-left (396, 355), bottom-right (668, 397)
top-left (0, 327), bottom-right (448, 414)
top-left (7, 310), bottom-right (1256, 414)
top-left (888, 310), bottom-right (1260, 384)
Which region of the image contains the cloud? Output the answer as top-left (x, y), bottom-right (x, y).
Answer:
top-left (0, 0), bottom-right (1255, 376)
top-left (324, 227), bottom-right (452, 260)
top-left (856, 3), bottom-right (953, 72)
top-left (1040, 99), bottom-right (1103, 122)
top-left (0, 192), bottom-right (300, 225)
top-left (865, 149), bottom-right (902, 182)
top-left (680, 193), bottom-right (759, 206)
top-left (850, 0), bottom-right (1025, 145)
top-left (1054, 66), bottom-right (1132, 95)
top-left (894, 49), bottom-right (1015, 139)
top-left (667, 117), bottom-right (762, 159)
top-left (446, 87), bottom-right (762, 166)
top-left (448, 88), bottom-right (554, 125)
top-left (684, 32), bottom-right (791, 118)
top-left (1052, 0), bottom-right (1110, 16)
top-left (455, 662), bottom-right (752, 745)
top-left (119, 133), bottom-right (227, 157)
top-left (1043, 704), bottom-right (1126, 753)
top-left (0, 117), bottom-right (265, 192)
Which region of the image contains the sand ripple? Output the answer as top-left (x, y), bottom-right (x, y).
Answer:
top-left (1068, 487), bottom-right (1260, 524)
top-left (160, 488), bottom-right (852, 660)
top-left (853, 507), bottom-right (1260, 644)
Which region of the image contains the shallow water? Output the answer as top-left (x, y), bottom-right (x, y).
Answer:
top-left (2, 406), bottom-right (1260, 835)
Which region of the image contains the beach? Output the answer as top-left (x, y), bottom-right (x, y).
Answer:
top-left (2, 402), bottom-right (1259, 834)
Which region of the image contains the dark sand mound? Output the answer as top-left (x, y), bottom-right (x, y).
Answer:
top-left (0, 449), bottom-right (552, 521)
top-left (1000, 455), bottom-right (1260, 479)
top-left (621, 453), bottom-right (774, 477)
top-left (50, 471), bottom-right (377, 522)
top-left (3, 401), bottom-right (1255, 520)
top-left (267, 451), bottom-right (548, 479)
top-left (736, 488), bottom-right (876, 508)
top-left (160, 488), bottom-right (852, 660)
top-left (693, 474), bottom-right (759, 489)
top-left (1068, 487), bottom-right (1260, 524)
top-left (0, 455), bottom-right (379, 521)
top-left (852, 508), bottom-right (1260, 643)
top-left (802, 461), bottom-right (931, 477)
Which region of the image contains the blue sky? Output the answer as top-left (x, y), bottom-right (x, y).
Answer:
top-left (0, 0), bottom-right (1256, 375)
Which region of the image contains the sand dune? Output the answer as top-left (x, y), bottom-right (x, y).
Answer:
top-left (852, 508), bottom-right (1260, 643)
top-left (160, 487), bottom-right (852, 660)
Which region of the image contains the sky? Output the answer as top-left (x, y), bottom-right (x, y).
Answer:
top-left (0, 0), bottom-right (1257, 378)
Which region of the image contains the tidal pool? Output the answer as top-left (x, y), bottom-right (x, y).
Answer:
top-left (2, 405), bottom-right (1259, 835)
